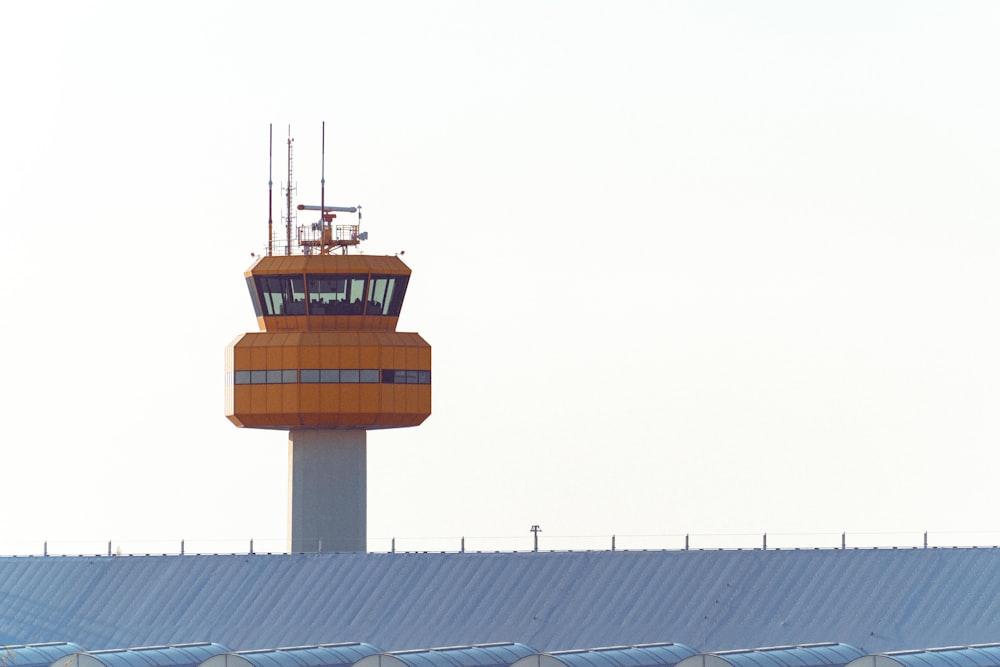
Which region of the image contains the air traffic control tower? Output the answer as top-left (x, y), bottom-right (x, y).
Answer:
top-left (225, 128), bottom-right (431, 553)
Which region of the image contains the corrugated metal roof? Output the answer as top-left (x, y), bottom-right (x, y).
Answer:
top-left (677, 644), bottom-right (864, 667)
top-left (0, 642), bottom-right (83, 667)
top-left (200, 643), bottom-right (382, 667)
top-left (2, 550), bottom-right (1000, 653)
top-left (847, 644), bottom-right (1000, 667)
top-left (59, 644), bottom-right (230, 667)
top-left (512, 643), bottom-right (698, 667)
top-left (356, 643), bottom-right (536, 667)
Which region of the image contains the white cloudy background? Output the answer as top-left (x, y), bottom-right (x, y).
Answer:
top-left (1, 1), bottom-right (998, 554)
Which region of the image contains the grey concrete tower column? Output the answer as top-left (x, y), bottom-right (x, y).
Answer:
top-left (287, 429), bottom-right (366, 553)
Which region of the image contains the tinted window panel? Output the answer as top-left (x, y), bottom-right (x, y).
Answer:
top-left (386, 275), bottom-right (408, 316)
top-left (246, 276), bottom-right (263, 317)
top-left (360, 369), bottom-right (379, 383)
top-left (234, 370), bottom-right (251, 385)
top-left (256, 275), bottom-right (306, 316)
top-left (320, 369), bottom-right (339, 383)
top-left (367, 276), bottom-right (409, 316)
top-left (306, 274), bottom-right (368, 315)
top-left (341, 369), bottom-right (360, 383)
top-left (348, 278), bottom-right (367, 314)
top-left (367, 277), bottom-right (390, 315)
top-left (250, 370), bottom-right (267, 384)
top-left (301, 369), bottom-right (320, 383)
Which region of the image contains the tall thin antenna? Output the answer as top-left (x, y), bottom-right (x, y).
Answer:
top-left (268, 124), bottom-right (274, 257)
top-left (285, 126), bottom-right (295, 256)
top-left (321, 121), bottom-right (326, 237)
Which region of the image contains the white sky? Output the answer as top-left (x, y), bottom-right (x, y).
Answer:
top-left (2, 1), bottom-right (999, 555)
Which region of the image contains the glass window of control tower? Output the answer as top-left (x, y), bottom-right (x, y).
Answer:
top-left (306, 274), bottom-right (367, 315)
top-left (367, 275), bottom-right (409, 316)
top-left (255, 275), bottom-right (306, 316)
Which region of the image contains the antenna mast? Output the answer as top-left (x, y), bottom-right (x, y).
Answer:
top-left (267, 124), bottom-right (274, 257)
top-left (321, 121), bottom-right (326, 242)
top-left (284, 126), bottom-right (295, 256)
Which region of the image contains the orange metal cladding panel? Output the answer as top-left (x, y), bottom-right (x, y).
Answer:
top-left (266, 385), bottom-right (284, 420)
top-left (228, 387), bottom-right (251, 426)
top-left (281, 342), bottom-right (299, 369)
top-left (249, 340), bottom-right (268, 369)
top-left (300, 341), bottom-right (320, 368)
top-left (319, 343), bottom-right (341, 370)
top-left (416, 385), bottom-right (431, 416)
top-left (416, 343), bottom-right (431, 369)
top-left (338, 344), bottom-right (361, 370)
top-left (392, 384), bottom-right (410, 415)
top-left (233, 344), bottom-right (252, 369)
top-left (246, 254), bottom-right (412, 276)
top-left (379, 384), bottom-right (395, 414)
top-left (358, 384), bottom-right (379, 422)
top-left (405, 345), bottom-right (421, 370)
top-left (266, 338), bottom-right (285, 368)
top-left (319, 384), bottom-right (341, 415)
top-left (250, 385), bottom-right (268, 415)
top-left (299, 382), bottom-right (321, 414)
top-left (282, 384), bottom-right (299, 417)
top-left (359, 344), bottom-right (379, 368)
top-left (399, 385), bottom-right (430, 421)
top-left (259, 315), bottom-right (400, 333)
top-left (393, 345), bottom-right (409, 369)
top-left (339, 383), bottom-right (361, 417)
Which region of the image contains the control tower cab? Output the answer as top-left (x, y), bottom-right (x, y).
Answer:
top-left (225, 126), bottom-right (431, 553)
top-left (226, 254), bottom-right (431, 430)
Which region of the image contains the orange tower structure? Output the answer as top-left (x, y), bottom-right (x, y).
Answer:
top-left (225, 126), bottom-right (431, 553)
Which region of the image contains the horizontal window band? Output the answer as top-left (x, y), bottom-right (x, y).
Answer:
top-left (232, 369), bottom-right (431, 386)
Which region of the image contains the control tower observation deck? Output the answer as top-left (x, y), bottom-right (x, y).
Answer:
top-left (225, 128), bottom-right (431, 553)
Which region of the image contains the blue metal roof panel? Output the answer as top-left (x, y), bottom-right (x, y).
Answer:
top-left (848, 645), bottom-right (1000, 667)
top-left (61, 644), bottom-right (230, 667)
top-left (0, 643), bottom-right (84, 667)
top-left (705, 645), bottom-right (863, 667)
top-left (359, 644), bottom-right (536, 667)
top-left (200, 643), bottom-right (381, 667)
top-left (534, 643), bottom-right (698, 667)
top-left (3, 550), bottom-right (1000, 653)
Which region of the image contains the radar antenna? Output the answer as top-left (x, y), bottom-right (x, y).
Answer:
top-left (296, 121), bottom-right (365, 255)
